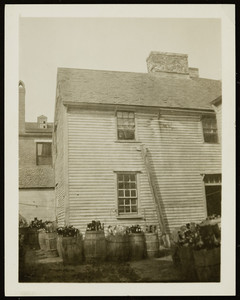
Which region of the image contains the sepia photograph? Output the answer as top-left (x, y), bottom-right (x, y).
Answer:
top-left (5, 4), bottom-right (235, 297)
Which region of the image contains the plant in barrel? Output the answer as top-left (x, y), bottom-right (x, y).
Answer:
top-left (171, 215), bottom-right (221, 282)
top-left (28, 217), bottom-right (45, 249)
top-left (84, 220), bottom-right (106, 263)
top-left (128, 224), bottom-right (146, 260)
top-left (57, 225), bottom-right (83, 265)
top-left (193, 214), bottom-right (221, 282)
top-left (144, 224), bottom-right (159, 258)
top-left (106, 225), bottom-right (130, 262)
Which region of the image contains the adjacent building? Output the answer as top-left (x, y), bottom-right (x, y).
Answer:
top-left (53, 51), bottom-right (222, 238)
top-left (19, 80), bottom-right (55, 222)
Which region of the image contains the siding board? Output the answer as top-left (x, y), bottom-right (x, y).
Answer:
top-left (56, 107), bottom-right (221, 235)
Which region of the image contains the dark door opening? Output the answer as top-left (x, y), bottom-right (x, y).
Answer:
top-left (205, 185), bottom-right (221, 216)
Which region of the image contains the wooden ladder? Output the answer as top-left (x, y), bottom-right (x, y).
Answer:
top-left (140, 144), bottom-right (170, 246)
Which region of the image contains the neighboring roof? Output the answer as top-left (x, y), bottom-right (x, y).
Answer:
top-left (57, 68), bottom-right (222, 111)
top-left (25, 122), bottom-right (53, 133)
top-left (211, 96), bottom-right (222, 106)
top-left (19, 167), bottom-right (55, 188)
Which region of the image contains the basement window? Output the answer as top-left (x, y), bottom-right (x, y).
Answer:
top-left (36, 142), bottom-right (52, 165)
top-left (117, 173), bottom-right (138, 215)
top-left (202, 115), bottom-right (218, 143)
top-left (203, 174), bottom-right (221, 216)
top-left (117, 111), bottom-right (135, 140)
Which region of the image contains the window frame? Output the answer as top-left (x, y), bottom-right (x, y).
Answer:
top-left (201, 173), bottom-right (222, 217)
top-left (36, 141), bottom-right (52, 166)
top-left (115, 110), bottom-right (138, 142)
top-left (201, 114), bottom-right (219, 144)
top-left (114, 171), bottom-right (142, 218)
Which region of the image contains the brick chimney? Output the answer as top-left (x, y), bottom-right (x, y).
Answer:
top-left (146, 51), bottom-right (190, 79)
top-left (19, 81), bottom-right (25, 134)
top-left (189, 67), bottom-right (199, 78)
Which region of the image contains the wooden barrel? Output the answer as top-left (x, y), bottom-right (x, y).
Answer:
top-left (28, 228), bottom-right (40, 249)
top-left (84, 230), bottom-right (106, 263)
top-left (106, 235), bottom-right (129, 262)
top-left (38, 230), bottom-right (46, 251)
top-left (56, 235), bottom-right (63, 258)
top-left (61, 235), bottom-right (83, 265)
top-left (129, 233), bottom-right (145, 260)
top-left (145, 233), bottom-right (159, 258)
top-left (45, 232), bottom-right (58, 257)
top-left (193, 247), bottom-right (220, 282)
top-left (178, 247), bottom-right (198, 281)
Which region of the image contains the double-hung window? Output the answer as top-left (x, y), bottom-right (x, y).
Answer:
top-left (36, 142), bottom-right (52, 165)
top-left (202, 115), bottom-right (218, 143)
top-left (117, 173), bottom-right (138, 215)
top-left (117, 111), bottom-right (135, 140)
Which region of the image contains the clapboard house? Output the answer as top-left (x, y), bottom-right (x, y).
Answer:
top-left (53, 51), bottom-right (221, 239)
top-left (19, 81), bottom-right (55, 222)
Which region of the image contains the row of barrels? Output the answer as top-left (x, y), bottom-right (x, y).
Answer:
top-left (38, 230), bottom-right (159, 264)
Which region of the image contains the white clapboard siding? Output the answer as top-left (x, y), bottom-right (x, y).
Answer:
top-left (54, 103), bottom-right (67, 227)
top-left (56, 107), bottom-right (221, 235)
top-left (67, 109), bottom-right (159, 235)
top-left (136, 111), bottom-right (221, 232)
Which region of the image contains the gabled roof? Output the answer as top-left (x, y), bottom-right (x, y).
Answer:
top-left (57, 68), bottom-right (221, 111)
top-left (25, 122), bottom-right (53, 133)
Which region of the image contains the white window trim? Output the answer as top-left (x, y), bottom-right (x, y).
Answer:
top-left (114, 171), bottom-right (142, 219)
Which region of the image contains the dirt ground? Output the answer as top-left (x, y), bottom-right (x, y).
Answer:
top-left (19, 247), bottom-right (184, 283)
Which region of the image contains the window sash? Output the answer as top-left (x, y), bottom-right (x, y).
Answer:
top-left (117, 111), bottom-right (135, 140)
top-left (117, 173), bottom-right (138, 214)
top-left (202, 115), bottom-right (218, 143)
top-left (36, 142), bottom-right (52, 165)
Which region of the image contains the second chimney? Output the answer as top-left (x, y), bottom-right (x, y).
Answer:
top-left (146, 51), bottom-right (190, 79)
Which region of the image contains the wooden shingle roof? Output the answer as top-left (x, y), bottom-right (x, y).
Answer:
top-left (57, 68), bottom-right (221, 111)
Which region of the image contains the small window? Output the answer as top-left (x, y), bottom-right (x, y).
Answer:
top-left (117, 111), bottom-right (135, 140)
top-left (202, 115), bottom-right (218, 143)
top-left (36, 142), bottom-right (52, 165)
top-left (117, 173), bottom-right (138, 215)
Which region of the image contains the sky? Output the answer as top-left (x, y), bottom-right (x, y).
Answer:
top-left (19, 18), bottom-right (221, 122)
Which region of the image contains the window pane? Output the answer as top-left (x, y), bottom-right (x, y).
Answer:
top-left (118, 199), bottom-right (124, 205)
top-left (129, 112), bottom-right (134, 118)
top-left (124, 175), bottom-right (129, 181)
top-left (125, 206), bottom-right (130, 213)
top-left (117, 112), bottom-right (123, 118)
top-left (125, 199), bottom-right (130, 205)
top-left (130, 174), bottom-right (135, 181)
top-left (131, 190), bottom-right (136, 197)
top-left (131, 206), bottom-right (137, 213)
top-left (118, 190), bottom-right (124, 197)
top-left (118, 174), bottom-right (123, 181)
top-left (131, 199), bottom-right (136, 205)
top-left (125, 190), bottom-right (130, 197)
top-left (118, 182), bottom-right (123, 189)
top-left (123, 112), bottom-right (129, 118)
top-left (118, 206), bottom-right (124, 213)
